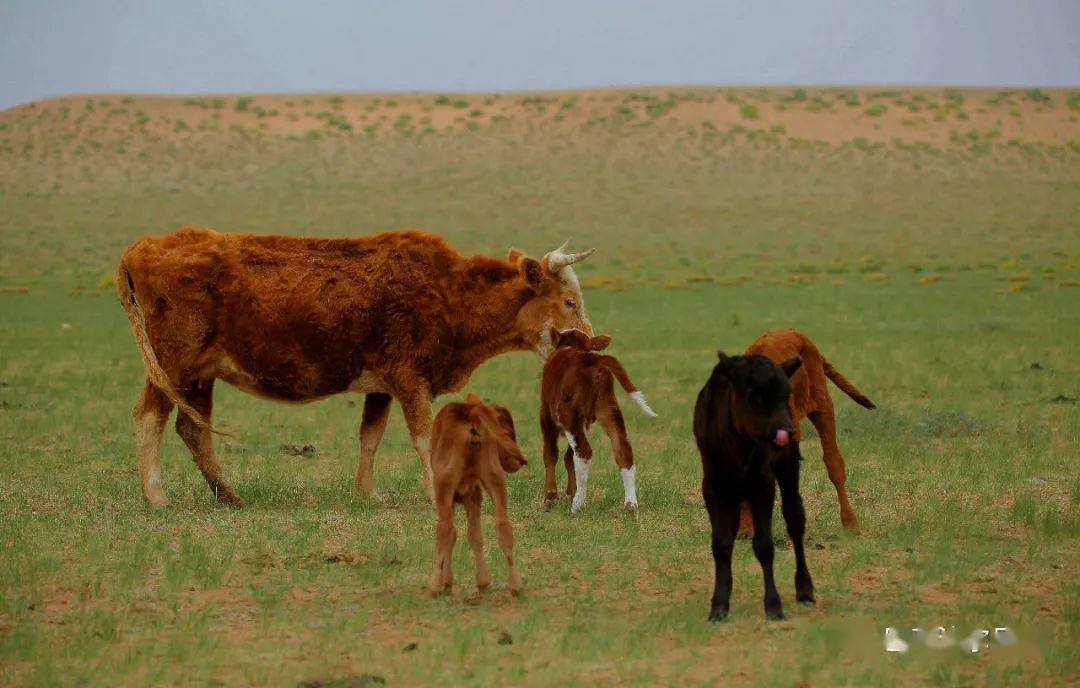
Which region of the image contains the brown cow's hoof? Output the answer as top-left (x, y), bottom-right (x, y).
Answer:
top-left (217, 492), bottom-right (245, 508)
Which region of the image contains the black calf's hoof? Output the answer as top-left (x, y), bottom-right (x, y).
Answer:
top-left (765, 607), bottom-right (785, 621)
top-left (797, 595), bottom-right (816, 607)
top-left (707, 609), bottom-right (729, 623)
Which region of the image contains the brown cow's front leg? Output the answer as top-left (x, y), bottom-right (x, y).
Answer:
top-left (355, 392), bottom-right (392, 494)
top-left (174, 379), bottom-right (244, 508)
top-left (400, 388), bottom-right (435, 502)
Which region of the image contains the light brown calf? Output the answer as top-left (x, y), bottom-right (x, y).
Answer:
top-left (429, 394), bottom-right (527, 597)
top-left (743, 329), bottom-right (876, 533)
top-left (540, 329), bottom-right (657, 513)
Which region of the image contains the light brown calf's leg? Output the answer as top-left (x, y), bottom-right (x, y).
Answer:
top-left (464, 486), bottom-right (491, 590)
top-left (429, 490), bottom-right (457, 596)
top-left (400, 389), bottom-right (435, 502)
top-left (810, 409), bottom-right (858, 531)
top-left (174, 379), bottom-right (244, 508)
top-left (483, 474), bottom-right (521, 595)
top-left (133, 380), bottom-right (173, 507)
top-left (355, 392), bottom-right (392, 494)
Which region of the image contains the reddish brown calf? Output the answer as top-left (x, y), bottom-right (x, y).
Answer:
top-left (539, 329), bottom-right (657, 513)
top-left (429, 394), bottom-right (526, 596)
top-left (743, 329), bottom-right (876, 533)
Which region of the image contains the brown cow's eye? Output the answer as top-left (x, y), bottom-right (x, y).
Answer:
top-left (565, 298), bottom-right (576, 309)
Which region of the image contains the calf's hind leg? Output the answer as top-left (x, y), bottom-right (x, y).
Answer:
top-left (598, 404), bottom-right (637, 508)
top-left (809, 408), bottom-right (858, 531)
top-left (174, 379), bottom-right (244, 508)
top-left (133, 380), bottom-right (174, 507)
top-left (464, 486), bottom-right (491, 591)
top-left (429, 490), bottom-right (457, 596)
top-left (482, 473), bottom-right (521, 595)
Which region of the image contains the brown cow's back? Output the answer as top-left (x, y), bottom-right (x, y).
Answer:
top-left (119, 227), bottom-right (516, 402)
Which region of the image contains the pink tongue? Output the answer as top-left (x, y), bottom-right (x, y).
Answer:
top-left (774, 428), bottom-right (790, 447)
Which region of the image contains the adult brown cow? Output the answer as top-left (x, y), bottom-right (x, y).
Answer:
top-left (117, 227), bottom-right (595, 507)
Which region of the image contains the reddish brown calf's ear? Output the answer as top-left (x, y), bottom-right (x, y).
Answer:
top-left (519, 257), bottom-right (545, 292)
top-left (588, 335), bottom-right (612, 351)
top-left (781, 356), bottom-right (803, 378)
top-left (549, 327), bottom-right (562, 347)
top-left (466, 392), bottom-right (482, 404)
top-left (507, 248), bottom-right (524, 265)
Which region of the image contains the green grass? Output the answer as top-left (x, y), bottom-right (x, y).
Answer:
top-left (0, 94), bottom-right (1078, 686)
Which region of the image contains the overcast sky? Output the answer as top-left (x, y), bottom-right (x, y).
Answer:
top-left (1, 1), bottom-right (1078, 110)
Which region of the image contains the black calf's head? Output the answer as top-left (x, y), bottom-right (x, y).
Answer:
top-left (714, 352), bottom-right (802, 447)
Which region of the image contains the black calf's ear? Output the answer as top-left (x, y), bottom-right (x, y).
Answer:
top-left (715, 350), bottom-right (734, 377)
top-left (781, 356), bottom-right (802, 378)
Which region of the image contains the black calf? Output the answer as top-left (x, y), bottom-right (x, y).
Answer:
top-left (693, 351), bottom-right (815, 622)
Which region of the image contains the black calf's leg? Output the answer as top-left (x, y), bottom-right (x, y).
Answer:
top-left (749, 479), bottom-right (783, 620)
top-left (703, 484), bottom-right (740, 622)
top-left (777, 455), bottom-right (815, 605)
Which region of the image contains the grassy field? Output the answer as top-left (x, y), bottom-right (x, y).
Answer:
top-left (1, 87), bottom-right (1078, 686)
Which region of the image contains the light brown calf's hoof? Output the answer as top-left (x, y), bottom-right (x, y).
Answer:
top-left (144, 493), bottom-right (169, 509)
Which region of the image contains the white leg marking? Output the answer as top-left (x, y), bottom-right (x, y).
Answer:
top-left (571, 454), bottom-right (590, 514)
top-left (562, 430), bottom-right (577, 452)
top-left (620, 465), bottom-right (638, 508)
top-left (629, 391), bottom-right (658, 418)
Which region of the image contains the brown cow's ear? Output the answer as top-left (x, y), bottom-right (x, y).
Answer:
top-left (781, 356), bottom-right (802, 378)
top-left (519, 257), bottom-right (545, 292)
top-left (588, 335), bottom-right (612, 351)
top-left (507, 248), bottom-right (524, 265)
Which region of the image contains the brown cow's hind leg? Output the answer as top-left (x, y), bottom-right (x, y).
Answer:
top-left (355, 392), bottom-right (392, 494)
top-left (810, 409), bottom-right (858, 531)
top-left (134, 380), bottom-right (173, 507)
top-left (174, 379), bottom-right (244, 508)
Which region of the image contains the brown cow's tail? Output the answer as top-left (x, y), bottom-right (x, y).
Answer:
top-left (822, 359), bottom-right (876, 409)
top-left (117, 264), bottom-right (229, 436)
top-left (598, 356), bottom-right (658, 418)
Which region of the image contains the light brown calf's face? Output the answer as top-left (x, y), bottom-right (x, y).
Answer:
top-left (511, 241), bottom-right (596, 359)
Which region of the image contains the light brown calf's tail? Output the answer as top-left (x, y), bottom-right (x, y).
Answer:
top-left (823, 359), bottom-right (876, 409)
top-left (117, 265), bottom-right (228, 435)
top-left (599, 356), bottom-right (658, 418)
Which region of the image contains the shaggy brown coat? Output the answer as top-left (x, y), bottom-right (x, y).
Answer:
top-left (429, 394), bottom-right (526, 596)
top-left (743, 329), bottom-right (876, 532)
top-left (117, 227), bottom-right (594, 507)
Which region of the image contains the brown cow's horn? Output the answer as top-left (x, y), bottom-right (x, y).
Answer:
top-left (544, 239), bottom-right (596, 273)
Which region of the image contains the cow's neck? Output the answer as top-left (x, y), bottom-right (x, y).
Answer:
top-left (442, 263), bottom-right (533, 391)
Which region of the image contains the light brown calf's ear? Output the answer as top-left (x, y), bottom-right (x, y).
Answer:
top-left (491, 404), bottom-right (518, 442)
top-left (781, 356), bottom-right (803, 378)
top-left (519, 257), bottom-right (545, 292)
top-left (588, 334), bottom-right (612, 351)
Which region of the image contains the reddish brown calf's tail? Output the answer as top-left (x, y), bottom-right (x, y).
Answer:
top-left (823, 359), bottom-right (876, 409)
top-left (599, 356), bottom-right (658, 417)
top-left (117, 264), bottom-right (229, 436)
